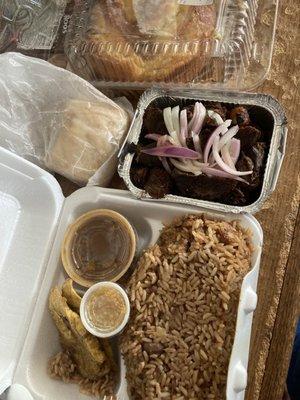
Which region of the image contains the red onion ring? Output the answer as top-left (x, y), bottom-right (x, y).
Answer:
top-left (159, 157), bottom-right (171, 174)
top-left (192, 131), bottom-right (201, 154)
top-left (192, 102), bottom-right (206, 135)
top-left (172, 106), bottom-right (180, 137)
top-left (163, 107), bottom-right (174, 135)
top-left (201, 166), bottom-right (249, 184)
top-left (145, 133), bottom-right (162, 141)
top-left (221, 143), bottom-right (236, 170)
top-left (203, 120), bottom-right (232, 163)
top-left (180, 109), bottom-right (188, 147)
top-left (229, 138), bottom-right (241, 165)
top-left (218, 125), bottom-right (239, 150)
top-left (142, 145), bottom-right (200, 159)
top-left (188, 102), bottom-right (200, 131)
top-left (213, 136), bottom-right (252, 176)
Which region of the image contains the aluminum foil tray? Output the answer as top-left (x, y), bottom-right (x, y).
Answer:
top-left (118, 88), bottom-right (287, 214)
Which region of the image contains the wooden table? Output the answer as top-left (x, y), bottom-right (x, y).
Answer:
top-left (245, 1), bottom-right (300, 399)
top-left (58, 1), bottom-right (300, 399)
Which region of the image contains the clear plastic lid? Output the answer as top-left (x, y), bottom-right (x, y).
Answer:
top-left (61, 209), bottom-right (136, 287)
top-left (65, 0), bottom-right (278, 90)
top-left (0, 0), bottom-right (73, 64)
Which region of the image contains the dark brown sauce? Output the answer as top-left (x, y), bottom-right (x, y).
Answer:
top-left (71, 216), bottom-right (132, 280)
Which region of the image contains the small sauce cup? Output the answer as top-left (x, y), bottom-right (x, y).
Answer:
top-left (80, 281), bottom-right (130, 338)
top-left (61, 209), bottom-right (136, 287)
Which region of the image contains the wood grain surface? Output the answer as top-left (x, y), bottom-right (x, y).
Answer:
top-left (245, 1), bottom-right (300, 399)
top-left (57, 1), bottom-right (300, 399)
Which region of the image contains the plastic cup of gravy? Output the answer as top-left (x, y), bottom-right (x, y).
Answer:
top-left (61, 209), bottom-right (136, 287)
top-left (80, 282), bottom-right (130, 338)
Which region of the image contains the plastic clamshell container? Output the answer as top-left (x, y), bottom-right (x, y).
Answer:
top-left (118, 87), bottom-right (287, 214)
top-left (0, 147), bottom-right (263, 400)
top-left (0, 0), bottom-right (72, 63)
top-left (65, 0), bottom-right (278, 91)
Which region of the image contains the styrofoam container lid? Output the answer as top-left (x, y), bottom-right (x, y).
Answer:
top-left (0, 147), bottom-right (63, 394)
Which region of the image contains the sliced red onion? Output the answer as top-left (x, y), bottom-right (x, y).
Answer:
top-left (145, 133), bottom-right (162, 141)
top-left (218, 125), bottom-right (239, 150)
top-left (208, 148), bottom-right (216, 164)
top-left (156, 134), bottom-right (175, 146)
top-left (221, 143), bottom-right (235, 170)
top-left (170, 159), bottom-right (202, 175)
top-left (163, 107), bottom-right (174, 135)
top-left (168, 130), bottom-right (181, 146)
top-left (208, 152), bottom-right (216, 165)
top-left (170, 159), bottom-right (247, 182)
top-left (229, 138), bottom-right (241, 165)
top-left (201, 166), bottom-right (249, 183)
top-left (160, 157), bottom-right (171, 174)
top-left (191, 131), bottom-right (201, 154)
top-left (203, 120), bottom-right (232, 163)
top-left (192, 102), bottom-right (206, 135)
top-left (142, 145), bottom-right (200, 159)
top-left (213, 136), bottom-right (252, 176)
top-left (191, 160), bottom-right (209, 167)
top-left (207, 110), bottom-right (223, 126)
top-left (172, 106), bottom-right (180, 137)
top-left (157, 137), bottom-right (172, 173)
top-left (180, 109), bottom-right (188, 147)
top-left (188, 102), bottom-right (199, 131)
top-left (157, 135), bottom-right (165, 146)
top-left (220, 139), bottom-right (240, 170)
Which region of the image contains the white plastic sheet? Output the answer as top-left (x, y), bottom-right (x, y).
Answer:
top-left (0, 52), bottom-right (131, 186)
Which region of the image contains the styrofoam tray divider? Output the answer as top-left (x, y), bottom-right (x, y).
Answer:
top-left (5, 187), bottom-right (262, 400)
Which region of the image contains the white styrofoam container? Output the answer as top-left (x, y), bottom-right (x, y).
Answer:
top-left (0, 146), bottom-right (262, 400)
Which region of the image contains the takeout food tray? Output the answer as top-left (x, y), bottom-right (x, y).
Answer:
top-left (65, 0), bottom-right (279, 91)
top-left (0, 147), bottom-right (262, 400)
top-left (118, 87), bottom-right (287, 214)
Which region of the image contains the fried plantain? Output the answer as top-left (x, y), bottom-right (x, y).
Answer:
top-left (61, 279), bottom-right (82, 312)
top-left (49, 287), bottom-right (109, 379)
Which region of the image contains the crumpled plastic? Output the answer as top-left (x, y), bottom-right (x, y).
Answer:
top-left (0, 52), bottom-right (132, 186)
top-left (132, 0), bottom-right (178, 37)
top-left (0, 0), bottom-right (67, 52)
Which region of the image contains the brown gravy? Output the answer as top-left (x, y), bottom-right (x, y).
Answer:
top-left (71, 216), bottom-right (132, 281)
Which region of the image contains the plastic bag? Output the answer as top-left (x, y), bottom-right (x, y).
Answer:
top-left (0, 52), bottom-right (132, 186)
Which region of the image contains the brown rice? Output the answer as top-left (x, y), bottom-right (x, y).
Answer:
top-left (48, 350), bottom-right (116, 399)
top-left (121, 214), bottom-right (253, 400)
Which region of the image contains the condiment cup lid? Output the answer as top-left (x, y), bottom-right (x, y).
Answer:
top-left (80, 281), bottom-right (130, 338)
top-left (61, 209), bottom-right (136, 287)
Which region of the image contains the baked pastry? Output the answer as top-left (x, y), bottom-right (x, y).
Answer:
top-left (44, 98), bottom-right (130, 185)
top-left (81, 0), bottom-right (216, 83)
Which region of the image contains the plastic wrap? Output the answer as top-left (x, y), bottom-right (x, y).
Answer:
top-left (0, 52), bottom-right (132, 186)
